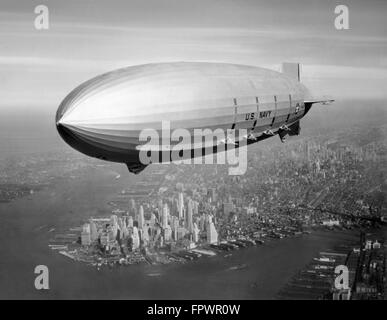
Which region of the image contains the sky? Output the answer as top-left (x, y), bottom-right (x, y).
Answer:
top-left (0, 0), bottom-right (386, 112)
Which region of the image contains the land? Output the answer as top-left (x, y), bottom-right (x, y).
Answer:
top-left (0, 99), bottom-right (386, 299)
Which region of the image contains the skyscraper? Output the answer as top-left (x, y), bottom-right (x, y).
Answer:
top-left (150, 213), bottom-right (156, 226)
top-left (162, 203), bottom-right (169, 228)
top-left (158, 199), bottom-right (163, 217)
top-left (142, 225), bottom-right (150, 243)
top-left (110, 214), bottom-right (118, 239)
top-left (132, 226), bottom-right (140, 250)
top-left (178, 192), bottom-right (184, 219)
top-left (89, 219), bottom-right (98, 242)
top-left (193, 223), bottom-right (200, 243)
top-left (121, 223), bottom-right (129, 240)
top-left (164, 225), bottom-right (172, 242)
top-left (199, 214), bottom-right (206, 232)
top-left (206, 216), bottom-right (218, 244)
top-left (316, 159), bottom-right (321, 173)
top-left (172, 217), bottom-right (179, 241)
top-left (193, 200), bottom-right (199, 215)
top-left (138, 205), bottom-right (145, 230)
top-left (127, 215), bottom-right (133, 228)
top-left (187, 199), bottom-right (194, 233)
top-left (100, 232), bottom-right (109, 247)
top-left (81, 223), bottom-right (91, 246)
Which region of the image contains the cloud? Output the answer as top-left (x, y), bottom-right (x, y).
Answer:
top-left (1, 1), bottom-right (386, 109)
top-left (303, 64), bottom-right (387, 80)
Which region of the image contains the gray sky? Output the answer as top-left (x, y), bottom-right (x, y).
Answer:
top-left (1, 0), bottom-right (386, 111)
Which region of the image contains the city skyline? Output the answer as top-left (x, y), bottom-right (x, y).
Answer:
top-left (0, 1), bottom-right (386, 302)
top-left (1, 97), bottom-right (386, 299)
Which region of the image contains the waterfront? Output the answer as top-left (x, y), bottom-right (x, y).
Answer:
top-left (0, 169), bottom-right (373, 299)
top-left (0, 100), bottom-right (385, 299)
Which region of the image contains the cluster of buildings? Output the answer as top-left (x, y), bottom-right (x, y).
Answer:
top-left (334, 236), bottom-right (385, 300)
top-left (0, 150), bottom-right (94, 202)
top-left (80, 192), bottom-right (219, 255)
top-left (277, 233), bottom-right (386, 300)
top-left (52, 121), bottom-right (386, 270)
top-left (73, 131), bottom-right (385, 264)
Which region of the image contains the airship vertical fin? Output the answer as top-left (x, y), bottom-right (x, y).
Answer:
top-left (281, 62), bottom-right (300, 82)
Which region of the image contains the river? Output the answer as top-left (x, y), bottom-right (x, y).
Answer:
top-left (0, 167), bottom-right (377, 299)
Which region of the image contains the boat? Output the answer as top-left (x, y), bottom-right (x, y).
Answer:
top-left (228, 264), bottom-right (248, 271)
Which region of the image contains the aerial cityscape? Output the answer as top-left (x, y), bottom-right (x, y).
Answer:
top-left (1, 100), bottom-right (386, 299)
top-left (1, 0), bottom-right (386, 305)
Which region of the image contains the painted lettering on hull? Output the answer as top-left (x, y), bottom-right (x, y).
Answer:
top-left (259, 110), bottom-right (272, 118)
top-left (244, 110), bottom-right (272, 121)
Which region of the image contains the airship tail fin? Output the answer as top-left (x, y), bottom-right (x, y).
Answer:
top-left (304, 98), bottom-right (335, 105)
top-left (303, 97), bottom-right (335, 115)
top-left (281, 62), bottom-right (300, 82)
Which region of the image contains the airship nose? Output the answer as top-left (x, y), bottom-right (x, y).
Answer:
top-left (55, 80), bottom-right (140, 165)
top-left (56, 106), bottom-right (112, 163)
top-left (56, 92), bottom-right (76, 141)
top-left (55, 104), bottom-right (89, 158)
top-left (55, 88), bottom-right (105, 160)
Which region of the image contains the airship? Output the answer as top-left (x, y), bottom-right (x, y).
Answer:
top-left (56, 62), bottom-right (333, 174)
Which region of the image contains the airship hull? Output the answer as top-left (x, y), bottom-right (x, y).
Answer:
top-left (56, 62), bottom-right (315, 173)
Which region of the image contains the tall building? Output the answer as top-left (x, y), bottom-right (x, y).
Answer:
top-left (121, 223), bottom-right (129, 240)
top-left (206, 216), bottom-right (218, 244)
top-left (193, 223), bottom-right (200, 243)
top-left (178, 192), bottom-right (184, 219)
top-left (172, 218), bottom-right (179, 241)
top-left (100, 232), bottom-right (109, 247)
top-left (150, 213), bottom-right (156, 226)
top-left (162, 203), bottom-right (169, 228)
top-left (132, 226), bottom-right (140, 250)
top-left (199, 214), bottom-right (206, 231)
top-left (127, 216), bottom-right (133, 228)
top-left (186, 199), bottom-right (194, 233)
top-left (193, 200), bottom-right (199, 215)
top-left (164, 225), bottom-right (172, 242)
top-left (305, 141), bottom-right (312, 166)
top-left (316, 159), bottom-right (321, 173)
top-left (107, 225), bottom-right (116, 242)
top-left (117, 216), bottom-right (125, 229)
top-left (157, 199), bottom-right (163, 220)
top-left (142, 226), bottom-right (150, 243)
top-left (81, 223), bottom-right (91, 246)
top-left (138, 205), bottom-right (145, 230)
top-left (110, 214), bottom-right (118, 239)
top-left (89, 219), bottom-right (98, 242)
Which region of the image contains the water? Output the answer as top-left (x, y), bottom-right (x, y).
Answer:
top-left (0, 169), bottom-right (363, 299)
top-left (0, 101), bottom-right (385, 299)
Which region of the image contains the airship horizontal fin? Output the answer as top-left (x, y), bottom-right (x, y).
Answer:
top-left (304, 98), bottom-right (335, 105)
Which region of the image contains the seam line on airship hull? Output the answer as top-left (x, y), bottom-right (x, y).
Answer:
top-left (57, 62), bottom-right (308, 124)
top-left (60, 95), bottom-right (304, 127)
